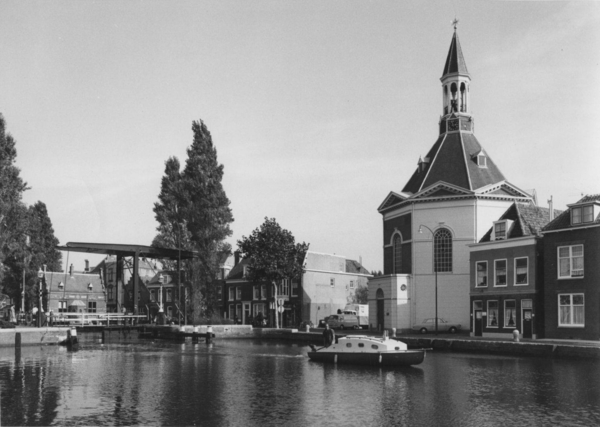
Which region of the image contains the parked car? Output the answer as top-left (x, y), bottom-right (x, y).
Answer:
top-left (412, 318), bottom-right (461, 334)
top-left (318, 316), bottom-right (331, 328)
top-left (326, 314), bottom-right (360, 330)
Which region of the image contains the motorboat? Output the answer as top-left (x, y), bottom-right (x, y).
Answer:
top-left (308, 335), bottom-right (426, 366)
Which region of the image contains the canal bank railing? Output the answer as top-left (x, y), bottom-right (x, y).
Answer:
top-left (50, 313), bottom-right (147, 326)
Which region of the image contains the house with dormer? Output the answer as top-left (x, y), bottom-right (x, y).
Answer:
top-left (541, 194), bottom-right (600, 340)
top-left (224, 251), bottom-right (371, 327)
top-left (45, 264), bottom-right (106, 314)
top-left (369, 27), bottom-right (534, 333)
top-left (468, 202), bottom-right (560, 339)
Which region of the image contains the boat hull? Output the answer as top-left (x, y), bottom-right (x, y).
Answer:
top-left (308, 350), bottom-right (425, 366)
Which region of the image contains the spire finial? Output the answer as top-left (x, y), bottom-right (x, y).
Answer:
top-left (452, 18), bottom-right (459, 31)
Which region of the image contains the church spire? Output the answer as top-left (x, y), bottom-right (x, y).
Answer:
top-left (441, 23), bottom-right (471, 116)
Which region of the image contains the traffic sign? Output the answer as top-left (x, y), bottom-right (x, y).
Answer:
top-left (277, 306), bottom-right (284, 313)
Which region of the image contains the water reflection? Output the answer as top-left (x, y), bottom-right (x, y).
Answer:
top-left (1, 337), bottom-right (599, 426)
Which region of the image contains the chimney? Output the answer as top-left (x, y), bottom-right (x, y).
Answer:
top-left (548, 196), bottom-right (554, 221)
top-left (69, 263), bottom-right (74, 277)
top-left (85, 259), bottom-right (89, 272)
top-left (234, 251), bottom-right (240, 266)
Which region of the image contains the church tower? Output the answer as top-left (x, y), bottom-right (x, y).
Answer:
top-left (370, 25), bottom-right (533, 334)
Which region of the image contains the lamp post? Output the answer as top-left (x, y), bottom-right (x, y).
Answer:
top-left (158, 273), bottom-right (164, 325)
top-left (418, 224), bottom-right (441, 335)
top-left (37, 267), bottom-right (43, 328)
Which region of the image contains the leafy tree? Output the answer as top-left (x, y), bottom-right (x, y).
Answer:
top-left (354, 285), bottom-right (369, 304)
top-left (0, 113), bottom-right (29, 291)
top-left (237, 218), bottom-right (309, 328)
top-left (153, 120), bottom-right (233, 321)
top-left (0, 114), bottom-right (62, 310)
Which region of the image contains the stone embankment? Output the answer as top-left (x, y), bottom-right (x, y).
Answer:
top-left (3, 325), bottom-right (598, 360)
top-left (0, 327), bottom-right (68, 347)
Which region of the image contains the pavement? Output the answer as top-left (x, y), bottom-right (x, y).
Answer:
top-left (308, 328), bottom-right (600, 348)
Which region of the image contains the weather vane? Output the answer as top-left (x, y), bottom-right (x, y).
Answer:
top-left (452, 18), bottom-right (459, 31)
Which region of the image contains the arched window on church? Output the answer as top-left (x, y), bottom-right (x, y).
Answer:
top-left (393, 234), bottom-right (402, 274)
top-left (376, 288), bottom-right (384, 299)
top-left (434, 228), bottom-right (453, 272)
top-left (460, 82), bottom-right (467, 112)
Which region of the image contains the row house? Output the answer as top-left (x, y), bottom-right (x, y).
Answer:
top-left (468, 202), bottom-right (558, 339)
top-left (45, 264), bottom-right (106, 314)
top-left (542, 194), bottom-right (600, 340)
top-left (222, 251), bottom-right (371, 327)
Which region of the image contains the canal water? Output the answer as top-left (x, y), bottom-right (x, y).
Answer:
top-left (1, 334), bottom-right (599, 426)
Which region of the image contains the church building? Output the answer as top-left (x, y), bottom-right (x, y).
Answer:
top-left (369, 27), bottom-right (533, 333)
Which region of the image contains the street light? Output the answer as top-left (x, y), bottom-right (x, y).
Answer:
top-left (158, 273), bottom-right (164, 324)
top-left (37, 267), bottom-right (44, 328)
top-left (418, 224), bottom-right (443, 335)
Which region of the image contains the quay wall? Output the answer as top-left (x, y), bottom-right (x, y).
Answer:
top-left (0, 328), bottom-right (68, 347)
top-left (4, 325), bottom-right (598, 360)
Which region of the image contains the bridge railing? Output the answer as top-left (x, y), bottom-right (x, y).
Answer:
top-left (52, 312), bottom-right (147, 326)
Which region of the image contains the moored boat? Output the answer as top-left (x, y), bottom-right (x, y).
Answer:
top-left (308, 335), bottom-right (426, 366)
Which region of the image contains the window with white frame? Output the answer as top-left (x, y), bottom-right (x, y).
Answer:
top-left (236, 286), bottom-right (242, 300)
top-left (217, 285), bottom-right (222, 300)
top-left (167, 306), bottom-right (173, 318)
top-left (330, 278), bottom-right (335, 287)
top-left (228, 287), bottom-right (234, 301)
top-left (349, 280), bottom-right (354, 289)
top-left (393, 234), bottom-right (402, 274)
top-left (475, 261), bottom-right (487, 287)
top-left (88, 301), bottom-right (97, 313)
top-left (253, 286), bottom-right (259, 300)
top-left (166, 289), bottom-right (172, 302)
top-left (229, 305), bottom-right (235, 320)
top-left (477, 153), bottom-right (487, 167)
top-left (236, 304), bottom-right (242, 320)
top-left (559, 294), bottom-right (584, 326)
top-left (487, 301), bottom-right (499, 327)
top-left (494, 260), bottom-right (507, 286)
top-left (434, 228), bottom-right (452, 272)
top-left (572, 206), bottom-right (593, 225)
top-left (150, 289), bottom-right (156, 302)
top-left (58, 301), bottom-right (67, 313)
top-left (107, 286), bottom-right (113, 301)
top-left (514, 257), bottom-right (528, 285)
top-left (558, 245), bottom-right (584, 278)
top-left (291, 280), bottom-right (299, 297)
top-left (494, 222), bottom-right (507, 240)
top-left (504, 300), bottom-right (516, 328)
top-left (261, 284), bottom-right (267, 300)
top-left (280, 279), bottom-right (290, 296)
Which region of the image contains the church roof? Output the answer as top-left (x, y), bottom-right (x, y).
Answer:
top-left (402, 131), bottom-right (506, 193)
top-left (442, 31), bottom-right (469, 78)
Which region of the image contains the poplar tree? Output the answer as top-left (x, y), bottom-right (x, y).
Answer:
top-left (0, 114), bottom-right (62, 306)
top-left (153, 120), bottom-right (233, 320)
top-left (237, 218), bottom-right (309, 328)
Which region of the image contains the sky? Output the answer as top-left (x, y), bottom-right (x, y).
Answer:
top-left (1, 0), bottom-right (599, 274)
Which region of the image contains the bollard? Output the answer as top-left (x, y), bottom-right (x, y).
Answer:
top-left (15, 332), bottom-right (21, 362)
top-left (512, 329), bottom-right (520, 342)
top-left (305, 324), bottom-right (310, 333)
top-left (392, 328), bottom-right (396, 338)
top-left (68, 327), bottom-right (78, 345)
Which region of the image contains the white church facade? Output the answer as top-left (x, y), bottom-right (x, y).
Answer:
top-left (369, 28), bottom-right (533, 333)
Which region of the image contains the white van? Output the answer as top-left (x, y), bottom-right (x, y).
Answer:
top-left (326, 314), bottom-right (360, 330)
